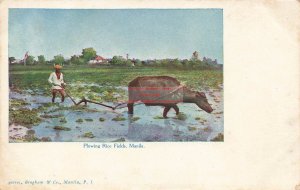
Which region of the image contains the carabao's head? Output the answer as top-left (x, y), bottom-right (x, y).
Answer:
top-left (194, 92), bottom-right (213, 113)
top-left (183, 86), bottom-right (213, 113)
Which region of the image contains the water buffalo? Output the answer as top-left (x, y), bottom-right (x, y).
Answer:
top-left (127, 76), bottom-right (213, 118)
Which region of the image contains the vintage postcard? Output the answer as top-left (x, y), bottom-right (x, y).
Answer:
top-left (8, 9), bottom-right (223, 143)
top-left (0, 1), bottom-right (299, 190)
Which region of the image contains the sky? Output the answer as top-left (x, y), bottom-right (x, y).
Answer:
top-left (9, 9), bottom-right (223, 64)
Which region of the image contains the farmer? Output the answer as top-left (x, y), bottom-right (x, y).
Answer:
top-left (48, 65), bottom-right (66, 103)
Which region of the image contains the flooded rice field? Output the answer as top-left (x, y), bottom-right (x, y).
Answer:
top-left (9, 85), bottom-right (223, 142)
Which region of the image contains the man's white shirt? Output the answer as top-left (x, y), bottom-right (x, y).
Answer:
top-left (48, 72), bottom-right (65, 90)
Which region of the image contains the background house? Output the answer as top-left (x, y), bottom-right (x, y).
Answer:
top-left (88, 55), bottom-right (108, 65)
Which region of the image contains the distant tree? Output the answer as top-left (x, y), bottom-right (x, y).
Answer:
top-left (196, 60), bottom-right (204, 67)
top-left (82, 48), bottom-right (96, 62)
top-left (53, 55), bottom-right (65, 65)
top-left (111, 56), bottom-right (126, 65)
top-left (188, 60), bottom-right (196, 68)
top-left (125, 60), bottom-right (133, 67)
top-left (64, 59), bottom-right (71, 65)
top-left (160, 59), bottom-right (169, 67)
top-left (37, 55), bottom-right (46, 64)
top-left (182, 59), bottom-right (189, 67)
top-left (70, 55), bottom-right (85, 65)
top-left (70, 55), bottom-right (78, 64)
top-left (111, 56), bottom-right (118, 65)
top-left (134, 59), bottom-right (142, 66)
top-left (26, 56), bottom-right (35, 65)
top-left (172, 59), bottom-right (182, 68)
top-left (152, 60), bottom-right (161, 67)
top-left (9, 57), bottom-right (16, 64)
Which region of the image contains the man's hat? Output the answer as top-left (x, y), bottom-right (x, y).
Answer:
top-left (54, 64), bottom-right (62, 69)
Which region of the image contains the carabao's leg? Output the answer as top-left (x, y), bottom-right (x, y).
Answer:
top-left (163, 106), bottom-right (171, 118)
top-left (52, 90), bottom-right (57, 103)
top-left (128, 88), bottom-right (134, 114)
top-left (127, 103), bottom-right (134, 114)
top-left (172, 105), bottom-right (179, 115)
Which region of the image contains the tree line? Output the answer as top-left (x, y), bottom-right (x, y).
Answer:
top-left (9, 48), bottom-right (97, 66)
top-left (9, 48), bottom-right (222, 70)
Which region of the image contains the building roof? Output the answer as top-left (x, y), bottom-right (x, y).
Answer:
top-left (95, 56), bottom-right (105, 61)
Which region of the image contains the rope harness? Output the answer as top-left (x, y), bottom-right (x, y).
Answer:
top-left (59, 84), bottom-right (185, 110)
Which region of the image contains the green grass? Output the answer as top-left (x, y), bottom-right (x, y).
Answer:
top-left (153, 116), bottom-right (165, 119)
top-left (40, 102), bottom-right (58, 107)
top-left (46, 105), bottom-right (99, 113)
top-left (59, 117), bottom-right (67, 123)
top-left (24, 134), bottom-right (40, 142)
top-left (76, 118), bottom-right (84, 123)
top-left (131, 117), bottom-right (140, 121)
top-left (9, 65), bottom-right (223, 101)
top-left (111, 137), bottom-right (126, 142)
top-left (195, 116), bottom-right (207, 124)
top-left (9, 108), bottom-right (42, 127)
top-left (175, 112), bottom-right (187, 121)
top-left (9, 99), bottom-right (29, 107)
top-left (211, 133), bottom-right (224, 141)
top-left (112, 116), bottom-right (126, 121)
top-left (40, 114), bottom-right (64, 118)
top-left (83, 132), bottom-right (95, 138)
top-left (203, 127), bottom-right (211, 132)
top-left (188, 126), bottom-right (197, 131)
top-left (53, 126), bottom-right (71, 131)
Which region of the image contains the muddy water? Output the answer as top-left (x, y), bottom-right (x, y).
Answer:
top-left (9, 86), bottom-right (223, 142)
